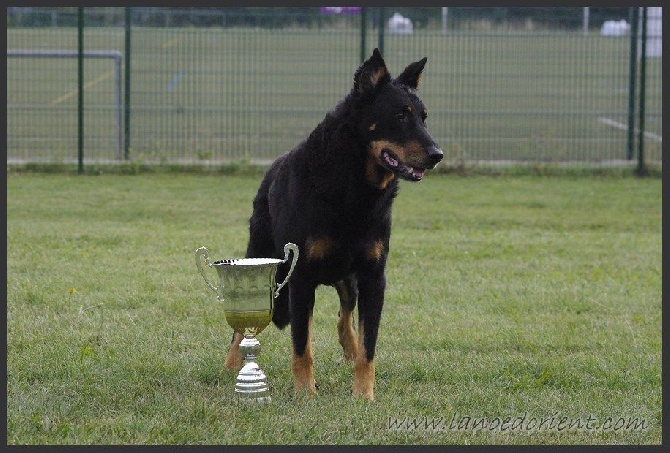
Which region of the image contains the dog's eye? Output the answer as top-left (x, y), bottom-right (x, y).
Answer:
top-left (396, 105), bottom-right (413, 122)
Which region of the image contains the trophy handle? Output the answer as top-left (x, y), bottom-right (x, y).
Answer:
top-left (274, 242), bottom-right (299, 298)
top-left (195, 246), bottom-right (219, 293)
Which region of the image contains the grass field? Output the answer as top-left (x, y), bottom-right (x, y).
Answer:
top-left (6, 172), bottom-right (661, 445)
top-left (6, 26), bottom-right (663, 164)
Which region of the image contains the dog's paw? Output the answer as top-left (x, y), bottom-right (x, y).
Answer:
top-left (294, 381), bottom-right (318, 397)
top-left (352, 386), bottom-right (374, 401)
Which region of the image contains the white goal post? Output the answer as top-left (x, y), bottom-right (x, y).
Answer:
top-left (7, 49), bottom-right (123, 159)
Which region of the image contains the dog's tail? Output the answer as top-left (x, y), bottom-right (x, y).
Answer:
top-left (272, 290), bottom-right (291, 330)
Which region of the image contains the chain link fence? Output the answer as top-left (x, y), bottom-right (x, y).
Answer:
top-left (6, 7), bottom-right (662, 168)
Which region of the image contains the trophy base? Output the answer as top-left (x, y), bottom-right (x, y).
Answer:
top-left (235, 337), bottom-right (271, 403)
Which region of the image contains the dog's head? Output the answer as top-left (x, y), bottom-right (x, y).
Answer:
top-left (354, 48), bottom-right (443, 189)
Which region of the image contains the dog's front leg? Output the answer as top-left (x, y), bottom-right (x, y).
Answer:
top-left (289, 281), bottom-right (317, 396)
top-left (354, 271), bottom-right (385, 401)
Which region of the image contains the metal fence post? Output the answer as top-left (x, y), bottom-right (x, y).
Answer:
top-left (636, 7), bottom-right (648, 176)
top-left (377, 7), bottom-right (385, 56)
top-left (582, 7), bottom-right (589, 35)
top-left (626, 7), bottom-right (638, 161)
top-left (360, 7), bottom-right (367, 63)
top-left (77, 7), bottom-right (84, 174)
top-left (124, 7), bottom-right (131, 160)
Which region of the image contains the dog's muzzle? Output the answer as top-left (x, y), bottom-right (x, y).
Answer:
top-left (380, 143), bottom-right (444, 182)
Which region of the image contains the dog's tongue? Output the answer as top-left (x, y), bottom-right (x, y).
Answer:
top-left (383, 152), bottom-right (399, 168)
top-left (407, 166), bottom-right (425, 179)
top-left (382, 149), bottom-right (424, 181)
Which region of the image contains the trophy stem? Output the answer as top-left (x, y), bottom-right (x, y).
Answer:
top-left (235, 334), bottom-right (271, 402)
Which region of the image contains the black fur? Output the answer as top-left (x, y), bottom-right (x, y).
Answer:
top-left (243, 48), bottom-right (442, 398)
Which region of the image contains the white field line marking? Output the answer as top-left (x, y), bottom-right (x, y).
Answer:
top-left (598, 117), bottom-right (662, 143)
top-left (50, 70), bottom-right (115, 106)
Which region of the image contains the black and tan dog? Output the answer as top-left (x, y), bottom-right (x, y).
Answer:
top-left (225, 48), bottom-right (443, 400)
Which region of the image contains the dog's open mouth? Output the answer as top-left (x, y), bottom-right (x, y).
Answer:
top-left (381, 150), bottom-right (426, 181)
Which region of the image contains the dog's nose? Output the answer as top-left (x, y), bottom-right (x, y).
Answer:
top-left (427, 145), bottom-right (443, 166)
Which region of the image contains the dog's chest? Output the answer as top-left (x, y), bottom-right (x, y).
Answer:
top-left (303, 222), bottom-right (387, 284)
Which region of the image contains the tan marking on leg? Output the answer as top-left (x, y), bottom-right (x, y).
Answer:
top-left (292, 316), bottom-right (316, 396)
top-left (224, 331), bottom-right (243, 370)
top-left (338, 310), bottom-right (358, 362)
top-left (352, 321), bottom-right (375, 400)
top-left (335, 281), bottom-right (358, 362)
top-left (306, 236), bottom-right (333, 262)
top-left (366, 239), bottom-right (385, 262)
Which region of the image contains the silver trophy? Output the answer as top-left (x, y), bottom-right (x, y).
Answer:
top-left (195, 243), bottom-right (298, 402)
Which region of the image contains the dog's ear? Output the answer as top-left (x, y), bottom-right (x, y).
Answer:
top-left (396, 57), bottom-right (427, 90)
top-left (354, 48), bottom-right (391, 95)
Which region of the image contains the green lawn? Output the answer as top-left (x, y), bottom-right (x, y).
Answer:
top-left (6, 172), bottom-right (661, 444)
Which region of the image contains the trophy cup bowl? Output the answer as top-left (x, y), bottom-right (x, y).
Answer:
top-left (195, 243), bottom-right (298, 402)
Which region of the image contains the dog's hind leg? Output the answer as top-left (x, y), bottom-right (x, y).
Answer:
top-left (289, 281), bottom-right (317, 396)
top-left (224, 331), bottom-right (243, 370)
top-left (335, 275), bottom-right (359, 362)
